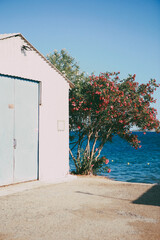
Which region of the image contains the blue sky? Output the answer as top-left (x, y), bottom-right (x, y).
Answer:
top-left (0, 0), bottom-right (160, 118)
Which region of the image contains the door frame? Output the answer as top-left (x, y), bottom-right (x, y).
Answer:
top-left (0, 73), bottom-right (40, 185)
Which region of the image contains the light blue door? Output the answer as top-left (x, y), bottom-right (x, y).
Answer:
top-left (0, 76), bottom-right (14, 186)
top-left (0, 75), bottom-right (39, 186)
top-left (14, 79), bottom-right (39, 182)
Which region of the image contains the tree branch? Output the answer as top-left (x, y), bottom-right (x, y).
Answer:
top-left (69, 148), bottom-right (78, 171)
top-left (95, 128), bottom-right (112, 160)
top-left (91, 131), bottom-right (99, 159)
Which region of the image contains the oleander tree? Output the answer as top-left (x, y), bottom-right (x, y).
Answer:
top-left (69, 72), bottom-right (160, 175)
top-left (47, 49), bottom-right (160, 176)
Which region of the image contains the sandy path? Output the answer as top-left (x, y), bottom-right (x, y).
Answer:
top-left (0, 176), bottom-right (160, 240)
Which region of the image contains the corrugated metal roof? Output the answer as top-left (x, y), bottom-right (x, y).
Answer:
top-left (0, 33), bottom-right (74, 88)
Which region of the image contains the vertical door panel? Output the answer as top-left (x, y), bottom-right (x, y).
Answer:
top-left (0, 76), bottom-right (14, 186)
top-left (14, 80), bottom-right (39, 182)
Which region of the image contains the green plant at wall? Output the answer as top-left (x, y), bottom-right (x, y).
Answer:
top-left (47, 49), bottom-right (86, 83)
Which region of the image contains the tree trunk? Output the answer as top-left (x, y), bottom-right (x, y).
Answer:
top-left (84, 132), bottom-right (92, 156)
top-left (91, 131), bottom-right (99, 159)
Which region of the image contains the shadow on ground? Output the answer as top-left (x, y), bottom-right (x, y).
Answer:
top-left (132, 184), bottom-right (160, 206)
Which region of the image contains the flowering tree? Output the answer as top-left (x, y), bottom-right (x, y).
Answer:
top-left (47, 49), bottom-right (160, 175)
top-left (69, 72), bottom-right (160, 175)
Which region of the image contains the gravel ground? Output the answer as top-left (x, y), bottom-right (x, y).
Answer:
top-left (0, 176), bottom-right (160, 240)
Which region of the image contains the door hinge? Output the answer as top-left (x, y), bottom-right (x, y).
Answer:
top-left (13, 139), bottom-right (17, 149)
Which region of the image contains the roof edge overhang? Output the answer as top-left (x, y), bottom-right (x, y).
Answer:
top-left (0, 33), bottom-right (74, 88)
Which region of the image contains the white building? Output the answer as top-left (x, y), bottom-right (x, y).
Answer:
top-left (0, 33), bottom-right (74, 186)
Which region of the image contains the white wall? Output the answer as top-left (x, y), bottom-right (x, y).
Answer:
top-left (0, 36), bottom-right (70, 181)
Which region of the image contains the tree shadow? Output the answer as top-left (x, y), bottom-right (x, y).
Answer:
top-left (132, 184), bottom-right (160, 206)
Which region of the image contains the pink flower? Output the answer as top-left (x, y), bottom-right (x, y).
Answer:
top-left (95, 148), bottom-right (98, 152)
top-left (105, 159), bottom-right (109, 164)
top-left (133, 74), bottom-right (136, 78)
top-left (77, 126), bottom-right (81, 130)
top-left (91, 164), bottom-right (94, 167)
top-left (107, 168), bottom-right (111, 173)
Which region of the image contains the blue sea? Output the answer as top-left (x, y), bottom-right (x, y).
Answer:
top-left (69, 132), bottom-right (160, 184)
